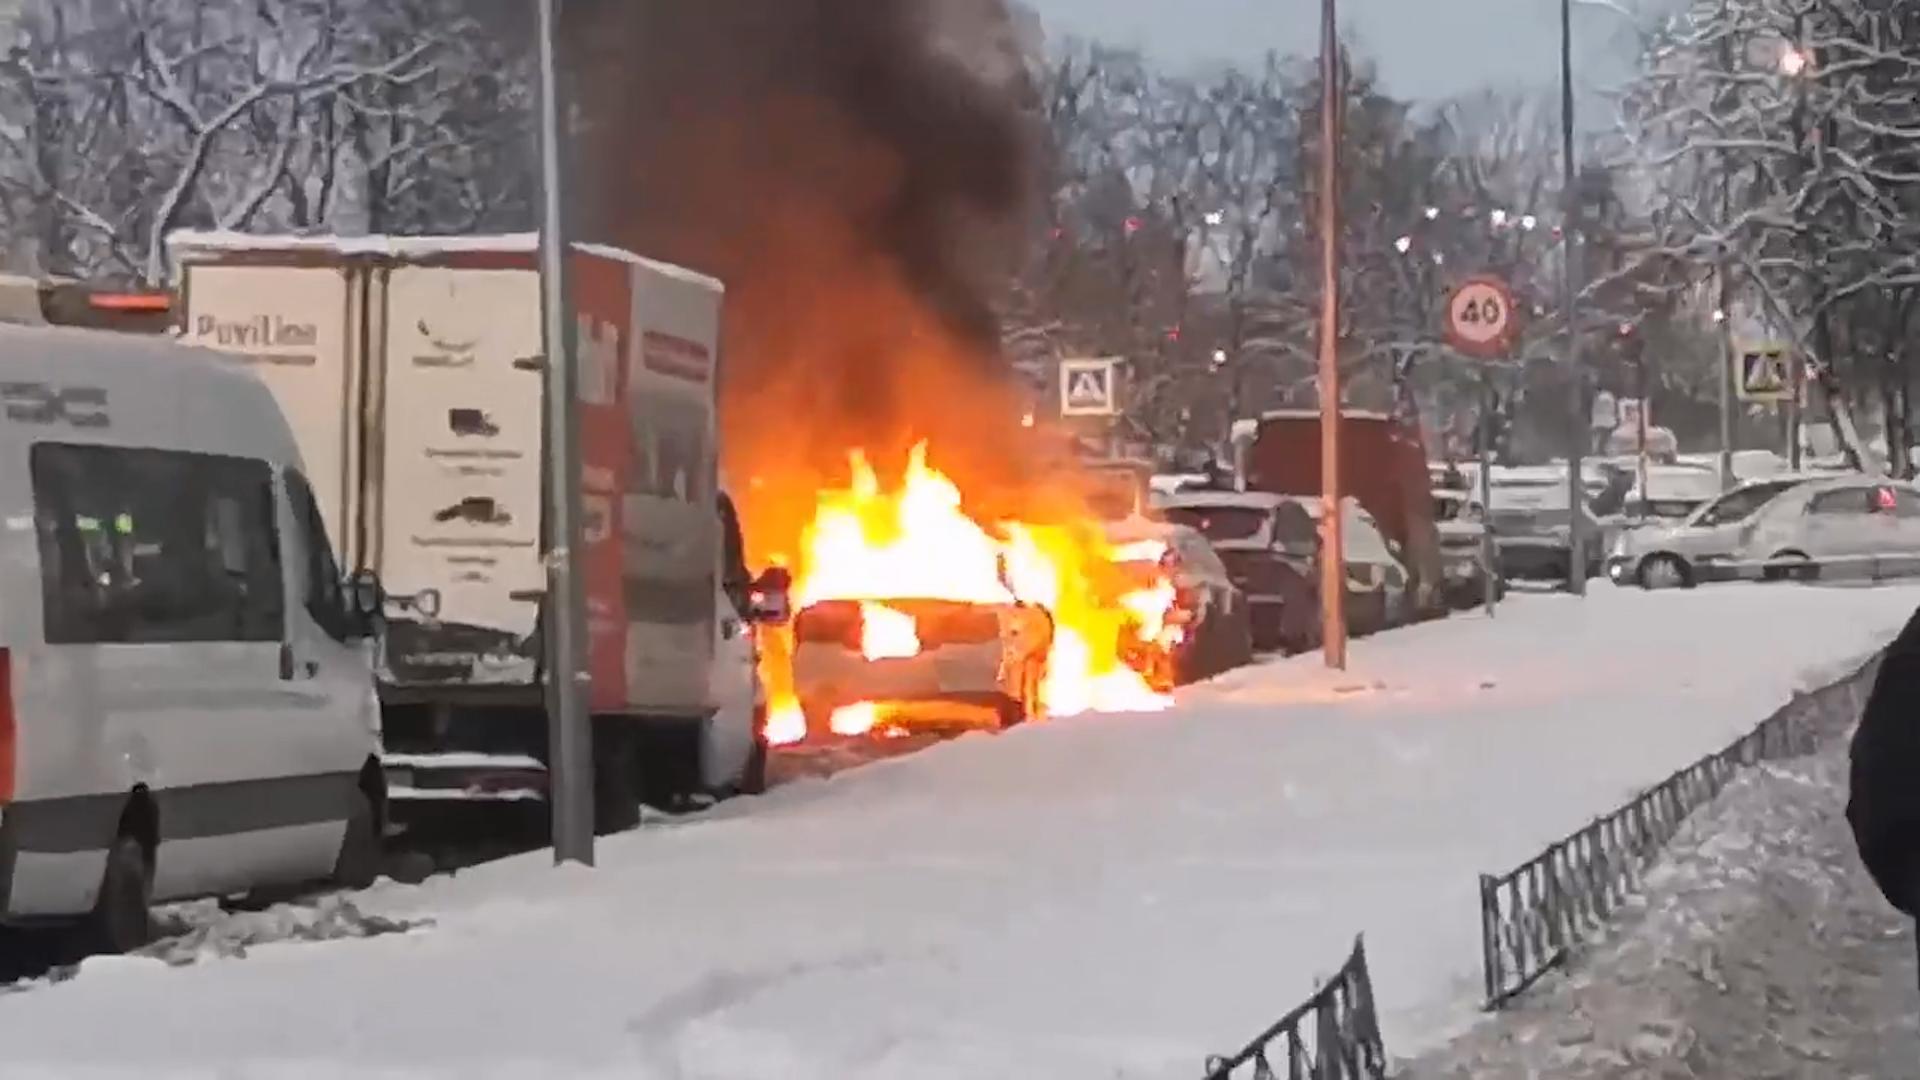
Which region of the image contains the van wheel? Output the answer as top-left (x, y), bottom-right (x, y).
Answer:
top-left (332, 787), bottom-right (382, 890)
top-left (82, 835), bottom-right (152, 956)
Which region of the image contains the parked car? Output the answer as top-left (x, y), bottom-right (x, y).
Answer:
top-left (1306, 497), bottom-right (1415, 632)
top-left (1677, 450), bottom-right (1788, 484)
top-left (1730, 475), bottom-right (1920, 582)
top-left (1606, 475), bottom-right (1812, 589)
top-left (1105, 519), bottom-right (1254, 684)
top-left (1157, 492), bottom-right (1319, 653)
top-left (0, 323), bottom-right (385, 955)
top-left (1487, 468), bottom-right (1609, 581)
top-left (1617, 463), bottom-right (1724, 522)
top-left (1432, 487), bottom-right (1502, 609)
top-left (1162, 492), bottom-right (1411, 641)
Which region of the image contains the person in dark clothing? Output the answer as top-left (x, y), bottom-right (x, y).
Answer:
top-left (1847, 605), bottom-right (1920, 918)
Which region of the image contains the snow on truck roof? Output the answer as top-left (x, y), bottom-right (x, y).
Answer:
top-left (166, 231), bottom-right (724, 292)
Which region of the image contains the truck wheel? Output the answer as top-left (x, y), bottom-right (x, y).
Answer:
top-left (81, 834), bottom-right (152, 956)
top-left (332, 786), bottom-right (382, 890)
top-left (592, 721), bottom-right (641, 835)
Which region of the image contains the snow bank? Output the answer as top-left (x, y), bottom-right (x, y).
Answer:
top-left (0, 586), bottom-right (1914, 1079)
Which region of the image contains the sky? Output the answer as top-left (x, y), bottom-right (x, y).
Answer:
top-left (1023, 0), bottom-right (1653, 105)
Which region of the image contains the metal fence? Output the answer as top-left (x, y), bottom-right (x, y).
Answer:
top-left (1202, 936), bottom-right (1388, 1080)
top-left (1477, 658), bottom-right (1879, 1008)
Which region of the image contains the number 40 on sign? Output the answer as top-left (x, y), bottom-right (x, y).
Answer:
top-left (1444, 275), bottom-right (1521, 361)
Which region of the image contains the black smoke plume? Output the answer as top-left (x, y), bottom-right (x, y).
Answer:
top-left (563, 0), bottom-right (1044, 558)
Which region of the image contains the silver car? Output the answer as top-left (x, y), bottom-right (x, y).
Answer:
top-left (1607, 475), bottom-right (1812, 588)
top-left (1731, 475), bottom-right (1920, 582)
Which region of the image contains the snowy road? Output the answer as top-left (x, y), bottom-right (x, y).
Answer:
top-left (0, 585), bottom-right (1915, 1079)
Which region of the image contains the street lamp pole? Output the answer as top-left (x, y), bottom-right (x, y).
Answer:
top-left (1559, 0), bottom-right (1587, 596)
top-left (1317, 0), bottom-right (1348, 669)
top-left (534, 0), bottom-right (594, 867)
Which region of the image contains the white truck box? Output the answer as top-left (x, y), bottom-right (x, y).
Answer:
top-left (168, 233), bottom-right (728, 808)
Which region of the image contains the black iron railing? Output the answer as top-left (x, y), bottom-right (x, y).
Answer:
top-left (1477, 658), bottom-right (1878, 1008)
top-left (1202, 936), bottom-right (1388, 1080)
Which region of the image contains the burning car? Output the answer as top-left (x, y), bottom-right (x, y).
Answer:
top-left (1104, 520), bottom-right (1253, 685)
top-left (761, 443), bottom-right (1181, 745)
top-left (791, 599), bottom-right (1052, 736)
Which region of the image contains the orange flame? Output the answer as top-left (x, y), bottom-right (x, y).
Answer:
top-left (762, 442), bottom-right (1177, 739)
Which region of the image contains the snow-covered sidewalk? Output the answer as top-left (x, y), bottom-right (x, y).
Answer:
top-left (1405, 736), bottom-right (1920, 1078)
top-left (0, 586), bottom-right (1915, 1079)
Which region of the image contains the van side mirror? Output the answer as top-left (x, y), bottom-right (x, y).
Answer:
top-left (748, 566), bottom-right (793, 625)
top-left (344, 569), bottom-right (385, 638)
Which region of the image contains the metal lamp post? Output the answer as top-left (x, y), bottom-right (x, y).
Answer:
top-left (535, 0), bottom-right (594, 868)
top-left (1559, 0), bottom-right (1587, 596)
top-left (1317, 0), bottom-right (1348, 669)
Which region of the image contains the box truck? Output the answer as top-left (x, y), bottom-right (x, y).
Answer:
top-left (167, 233), bottom-right (780, 828)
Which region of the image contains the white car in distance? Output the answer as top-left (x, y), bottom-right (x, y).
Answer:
top-left (1731, 475), bottom-right (1920, 583)
top-left (1607, 475), bottom-right (1811, 588)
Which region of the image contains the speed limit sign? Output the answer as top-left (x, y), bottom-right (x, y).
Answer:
top-left (1444, 275), bottom-right (1521, 360)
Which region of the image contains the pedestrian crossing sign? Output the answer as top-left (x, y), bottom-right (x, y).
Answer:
top-left (1060, 358), bottom-right (1120, 416)
top-left (1736, 342), bottom-right (1794, 403)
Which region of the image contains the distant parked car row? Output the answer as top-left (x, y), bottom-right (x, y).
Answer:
top-left (1155, 491), bottom-right (1418, 654)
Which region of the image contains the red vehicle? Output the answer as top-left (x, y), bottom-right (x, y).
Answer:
top-left (1236, 410), bottom-right (1446, 619)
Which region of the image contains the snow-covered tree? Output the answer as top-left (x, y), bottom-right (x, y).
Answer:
top-left (1616, 0), bottom-right (1920, 470)
top-left (0, 0), bottom-right (534, 284)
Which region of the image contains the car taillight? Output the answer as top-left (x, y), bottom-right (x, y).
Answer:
top-left (0, 648), bottom-right (15, 803)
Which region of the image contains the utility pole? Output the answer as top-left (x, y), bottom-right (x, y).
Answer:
top-left (1559, 0), bottom-right (1587, 596)
top-left (1716, 30), bottom-right (1736, 492)
top-left (1317, 0), bottom-right (1348, 670)
top-left (535, 0), bottom-right (594, 867)
top-left (1784, 26), bottom-right (1810, 473)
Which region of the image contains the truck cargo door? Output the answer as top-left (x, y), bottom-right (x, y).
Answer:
top-left (376, 267), bottom-right (545, 685)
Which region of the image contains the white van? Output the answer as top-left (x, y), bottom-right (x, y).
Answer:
top-left (0, 324), bottom-right (383, 953)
